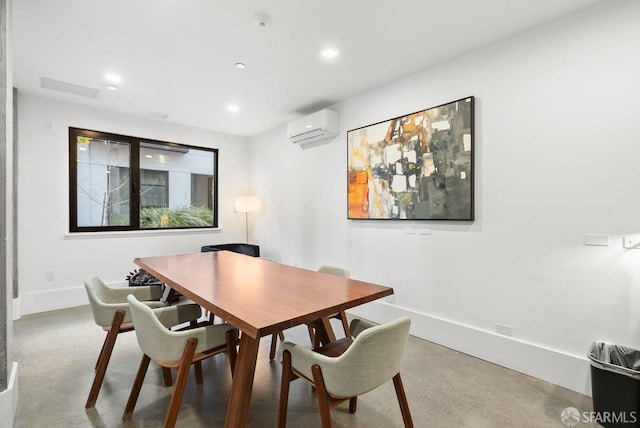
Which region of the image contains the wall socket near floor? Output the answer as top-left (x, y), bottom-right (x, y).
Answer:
top-left (45, 270), bottom-right (55, 281)
top-left (495, 323), bottom-right (513, 337)
top-left (623, 234), bottom-right (640, 249)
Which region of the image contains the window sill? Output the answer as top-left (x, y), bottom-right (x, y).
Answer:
top-left (64, 227), bottom-right (222, 240)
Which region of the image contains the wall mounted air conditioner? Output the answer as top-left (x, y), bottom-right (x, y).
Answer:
top-left (287, 109), bottom-right (340, 146)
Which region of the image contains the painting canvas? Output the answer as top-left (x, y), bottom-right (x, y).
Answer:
top-left (348, 96), bottom-right (474, 220)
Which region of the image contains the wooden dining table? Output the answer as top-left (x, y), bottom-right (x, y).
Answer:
top-left (134, 250), bottom-right (394, 428)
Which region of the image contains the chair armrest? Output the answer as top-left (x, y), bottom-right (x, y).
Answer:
top-left (151, 304), bottom-right (202, 329)
top-left (105, 285), bottom-right (164, 302)
top-left (92, 300), bottom-right (165, 326)
top-left (282, 342), bottom-right (340, 380)
top-left (349, 318), bottom-right (377, 338)
top-left (144, 322), bottom-right (237, 362)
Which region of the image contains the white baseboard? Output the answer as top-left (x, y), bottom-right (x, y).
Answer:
top-left (18, 285), bottom-right (88, 316)
top-left (348, 301), bottom-right (592, 396)
top-left (0, 362), bottom-right (19, 428)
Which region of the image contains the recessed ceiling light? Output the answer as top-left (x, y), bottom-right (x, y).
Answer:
top-left (227, 104), bottom-right (240, 113)
top-left (106, 84), bottom-right (119, 91)
top-left (321, 48), bottom-right (339, 59)
top-left (148, 111), bottom-right (169, 120)
top-left (235, 62), bottom-right (246, 70)
top-left (105, 73), bottom-right (122, 84)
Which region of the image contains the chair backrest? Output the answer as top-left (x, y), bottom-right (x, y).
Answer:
top-left (84, 275), bottom-right (162, 327)
top-left (317, 265), bottom-right (349, 278)
top-left (319, 316), bottom-right (411, 398)
top-left (84, 275), bottom-right (127, 326)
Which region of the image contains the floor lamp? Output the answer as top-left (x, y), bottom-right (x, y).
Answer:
top-left (234, 195), bottom-right (260, 244)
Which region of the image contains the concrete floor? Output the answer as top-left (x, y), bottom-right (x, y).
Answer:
top-left (13, 305), bottom-right (596, 427)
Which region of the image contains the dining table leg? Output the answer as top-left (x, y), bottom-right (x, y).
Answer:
top-left (225, 332), bottom-right (260, 428)
top-left (309, 317), bottom-right (336, 348)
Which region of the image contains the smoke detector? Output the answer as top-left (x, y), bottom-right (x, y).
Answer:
top-left (254, 14), bottom-right (271, 28)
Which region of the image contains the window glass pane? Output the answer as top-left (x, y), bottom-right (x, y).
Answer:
top-left (139, 143), bottom-right (215, 228)
top-left (140, 169), bottom-right (168, 208)
top-left (191, 174), bottom-right (213, 209)
top-left (76, 136), bottom-right (130, 227)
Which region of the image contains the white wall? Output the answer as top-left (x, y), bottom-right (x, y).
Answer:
top-left (16, 94), bottom-right (251, 315)
top-left (249, 0), bottom-right (640, 395)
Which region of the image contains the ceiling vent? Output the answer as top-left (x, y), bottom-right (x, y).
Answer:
top-left (40, 77), bottom-right (99, 98)
top-left (287, 109), bottom-right (339, 147)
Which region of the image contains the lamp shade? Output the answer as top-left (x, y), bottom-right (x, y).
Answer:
top-left (234, 195), bottom-right (260, 213)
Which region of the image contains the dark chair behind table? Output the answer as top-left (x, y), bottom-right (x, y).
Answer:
top-left (200, 243), bottom-right (260, 257)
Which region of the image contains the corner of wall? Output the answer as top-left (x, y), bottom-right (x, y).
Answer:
top-left (0, 362), bottom-right (19, 427)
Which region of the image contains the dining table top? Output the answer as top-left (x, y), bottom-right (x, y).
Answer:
top-left (134, 250), bottom-right (394, 339)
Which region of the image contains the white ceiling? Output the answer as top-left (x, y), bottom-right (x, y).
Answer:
top-left (12, 0), bottom-right (605, 137)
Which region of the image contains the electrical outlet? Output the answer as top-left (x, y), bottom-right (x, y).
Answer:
top-left (495, 323), bottom-right (513, 337)
top-left (46, 270), bottom-right (55, 281)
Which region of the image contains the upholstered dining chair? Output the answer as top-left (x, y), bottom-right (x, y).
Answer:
top-left (269, 266), bottom-right (350, 360)
top-left (277, 316), bottom-right (414, 428)
top-left (84, 275), bottom-right (201, 408)
top-left (123, 295), bottom-right (238, 428)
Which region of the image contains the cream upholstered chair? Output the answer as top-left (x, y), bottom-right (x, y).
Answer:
top-left (123, 295), bottom-right (238, 428)
top-left (84, 275), bottom-right (201, 408)
top-left (277, 316), bottom-right (414, 428)
top-left (269, 265), bottom-right (350, 360)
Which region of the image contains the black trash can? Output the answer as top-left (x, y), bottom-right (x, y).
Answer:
top-left (588, 341), bottom-right (640, 427)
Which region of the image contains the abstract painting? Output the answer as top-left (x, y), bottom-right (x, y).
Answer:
top-left (348, 97), bottom-right (474, 220)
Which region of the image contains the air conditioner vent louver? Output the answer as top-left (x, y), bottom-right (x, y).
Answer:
top-left (287, 109), bottom-right (339, 146)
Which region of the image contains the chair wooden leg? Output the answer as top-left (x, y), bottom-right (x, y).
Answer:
top-left (194, 361), bottom-right (203, 386)
top-left (162, 367), bottom-right (173, 386)
top-left (312, 364), bottom-right (333, 428)
top-left (277, 350), bottom-right (296, 428)
top-left (349, 396), bottom-right (357, 414)
top-left (86, 310), bottom-right (125, 408)
top-left (226, 330), bottom-right (238, 376)
top-left (393, 373), bottom-right (414, 428)
top-left (94, 334), bottom-right (108, 370)
top-left (164, 338), bottom-right (198, 428)
top-left (123, 354), bottom-right (151, 420)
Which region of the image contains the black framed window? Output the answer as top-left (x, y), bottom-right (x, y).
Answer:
top-left (69, 128), bottom-right (218, 232)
